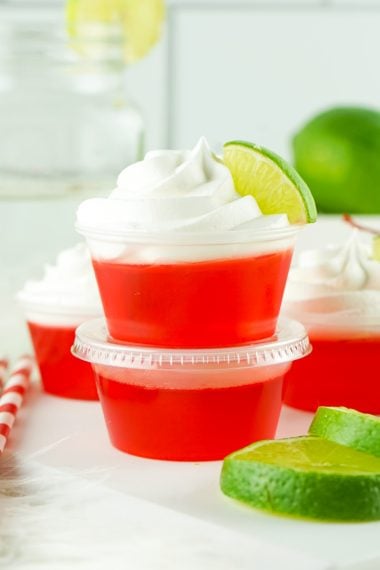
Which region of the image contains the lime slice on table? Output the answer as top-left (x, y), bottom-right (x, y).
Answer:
top-left (66, 0), bottom-right (165, 63)
top-left (220, 436), bottom-right (380, 521)
top-left (309, 407), bottom-right (380, 459)
top-left (223, 141), bottom-right (317, 224)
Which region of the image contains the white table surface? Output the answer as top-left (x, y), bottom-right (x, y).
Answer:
top-left (8, 385), bottom-right (380, 570)
top-left (5, 216), bottom-right (380, 568)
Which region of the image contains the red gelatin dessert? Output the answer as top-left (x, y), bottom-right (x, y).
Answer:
top-left (72, 318), bottom-right (310, 461)
top-left (28, 321), bottom-right (98, 400)
top-left (92, 248), bottom-right (293, 347)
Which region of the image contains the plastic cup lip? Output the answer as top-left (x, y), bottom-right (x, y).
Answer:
top-left (17, 296), bottom-right (101, 320)
top-left (283, 292), bottom-right (380, 331)
top-left (75, 221), bottom-right (302, 246)
top-left (290, 313), bottom-right (380, 330)
top-left (72, 318), bottom-right (311, 370)
top-left (283, 306), bottom-right (380, 332)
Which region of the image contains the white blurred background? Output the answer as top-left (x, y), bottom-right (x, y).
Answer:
top-left (109, 0), bottom-right (380, 155)
top-left (2, 0), bottom-right (377, 154)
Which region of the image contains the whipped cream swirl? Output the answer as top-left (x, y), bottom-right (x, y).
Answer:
top-left (77, 137), bottom-right (289, 234)
top-left (284, 230), bottom-right (380, 328)
top-left (18, 244), bottom-right (102, 322)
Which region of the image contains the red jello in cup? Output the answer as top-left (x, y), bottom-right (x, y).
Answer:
top-left (78, 226), bottom-right (299, 347)
top-left (17, 244), bottom-right (102, 400)
top-left (72, 318), bottom-right (310, 461)
top-left (283, 315), bottom-right (380, 414)
top-left (28, 322), bottom-right (97, 401)
top-left (24, 308), bottom-right (99, 400)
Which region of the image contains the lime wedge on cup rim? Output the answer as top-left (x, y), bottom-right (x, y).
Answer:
top-left (223, 140), bottom-right (317, 225)
top-left (66, 0), bottom-right (165, 64)
top-left (310, 406), bottom-right (380, 458)
top-left (220, 436), bottom-right (380, 521)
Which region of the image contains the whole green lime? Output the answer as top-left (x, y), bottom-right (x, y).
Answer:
top-left (292, 107), bottom-right (380, 213)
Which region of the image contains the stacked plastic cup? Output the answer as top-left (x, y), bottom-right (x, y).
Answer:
top-left (72, 138), bottom-right (311, 460)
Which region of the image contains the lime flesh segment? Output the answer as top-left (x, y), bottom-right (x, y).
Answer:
top-left (66, 0), bottom-right (165, 63)
top-left (309, 407), bottom-right (380, 458)
top-left (220, 436), bottom-right (380, 521)
top-left (223, 141), bottom-right (317, 224)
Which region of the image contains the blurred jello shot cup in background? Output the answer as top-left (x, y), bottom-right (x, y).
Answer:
top-left (282, 230), bottom-right (380, 414)
top-left (18, 244), bottom-right (102, 400)
top-left (72, 318), bottom-right (310, 461)
top-left (76, 137), bottom-right (315, 348)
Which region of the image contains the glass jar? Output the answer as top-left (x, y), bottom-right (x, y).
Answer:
top-left (0, 3), bottom-right (144, 197)
top-left (0, 3), bottom-right (144, 356)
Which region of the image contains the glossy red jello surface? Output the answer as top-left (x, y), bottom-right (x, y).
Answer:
top-left (93, 249), bottom-right (293, 347)
top-left (28, 322), bottom-right (98, 401)
top-left (95, 365), bottom-right (285, 461)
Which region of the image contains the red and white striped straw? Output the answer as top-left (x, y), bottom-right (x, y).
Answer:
top-left (0, 358), bottom-right (9, 392)
top-left (0, 355), bottom-right (34, 454)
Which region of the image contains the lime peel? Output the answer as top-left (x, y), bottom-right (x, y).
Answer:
top-left (223, 140), bottom-right (317, 225)
top-left (309, 406), bottom-right (380, 458)
top-left (221, 436), bottom-right (380, 522)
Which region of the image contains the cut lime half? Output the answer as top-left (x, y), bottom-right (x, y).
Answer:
top-left (66, 0), bottom-right (165, 63)
top-left (223, 141), bottom-right (317, 224)
top-left (220, 436), bottom-right (380, 521)
top-left (309, 407), bottom-right (380, 458)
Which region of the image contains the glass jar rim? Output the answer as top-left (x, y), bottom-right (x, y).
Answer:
top-left (0, 4), bottom-right (62, 22)
top-left (0, 4), bottom-right (126, 66)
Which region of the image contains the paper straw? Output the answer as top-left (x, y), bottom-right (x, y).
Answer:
top-left (0, 355), bottom-right (34, 454)
top-left (0, 358), bottom-right (9, 392)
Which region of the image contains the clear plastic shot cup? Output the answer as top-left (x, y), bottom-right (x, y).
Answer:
top-left (77, 224), bottom-right (301, 348)
top-left (19, 300), bottom-right (100, 400)
top-left (283, 303), bottom-right (380, 414)
top-left (72, 318), bottom-right (310, 461)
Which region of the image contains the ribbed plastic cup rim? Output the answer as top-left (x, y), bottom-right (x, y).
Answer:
top-left (72, 318), bottom-right (311, 369)
top-left (75, 221), bottom-right (302, 246)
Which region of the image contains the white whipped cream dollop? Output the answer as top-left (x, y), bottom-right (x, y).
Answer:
top-left (18, 244), bottom-right (102, 324)
top-left (284, 230), bottom-right (380, 329)
top-left (76, 138), bottom-right (291, 262)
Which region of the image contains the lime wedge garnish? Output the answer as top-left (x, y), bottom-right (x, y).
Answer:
top-left (220, 436), bottom-right (380, 521)
top-left (66, 0), bottom-right (165, 63)
top-left (223, 141), bottom-right (317, 224)
top-left (309, 407), bottom-right (380, 458)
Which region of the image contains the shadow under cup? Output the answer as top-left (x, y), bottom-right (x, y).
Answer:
top-left (78, 225), bottom-right (300, 348)
top-left (72, 318), bottom-right (310, 461)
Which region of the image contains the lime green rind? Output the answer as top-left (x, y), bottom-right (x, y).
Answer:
top-left (292, 106), bottom-right (380, 214)
top-left (220, 436), bottom-right (380, 522)
top-left (223, 140), bottom-right (317, 224)
top-left (309, 407), bottom-right (380, 459)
